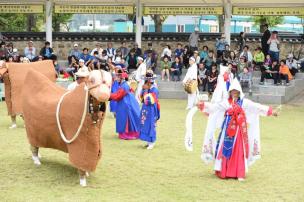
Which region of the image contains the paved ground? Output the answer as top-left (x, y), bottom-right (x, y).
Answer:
top-left (288, 90), bottom-right (304, 106)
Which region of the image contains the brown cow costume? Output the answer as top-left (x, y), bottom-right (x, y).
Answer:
top-left (22, 69), bottom-right (111, 187)
top-left (0, 60), bottom-right (56, 128)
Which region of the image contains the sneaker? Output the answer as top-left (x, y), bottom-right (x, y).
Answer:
top-left (9, 124), bottom-right (17, 129)
top-left (147, 143), bottom-right (155, 150)
top-left (238, 178), bottom-right (245, 181)
top-left (259, 82), bottom-right (264, 85)
top-left (285, 83), bottom-right (290, 86)
top-left (32, 155), bottom-right (41, 166)
top-left (80, 177), bottom-right (87, 187)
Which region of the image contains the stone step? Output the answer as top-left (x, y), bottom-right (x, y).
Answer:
top-left (158, 90), bottom-right (187, 99)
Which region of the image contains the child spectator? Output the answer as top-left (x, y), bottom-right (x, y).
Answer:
top-left (197, 62), bottom-right (208, 92)
top-left (170, 57), bottom-right (183, 81)
top-left (207, 63), bottom-right (218, 96)
top-left (260, 60), bottom-right (279, 85)
top-left (199, 46), bottom-right (209, 62)
top-left (239, 67), bottom-right (253, 95)
top-left (253, 47), bottom-right (265, 69)
top-left (279, 60), bottom-right (292, 86)
top-left (161, 56), bottom-right (171, 81)
top-left (174, 43), bottom-right (184, 59)
top-left (237, 56), bottom-right (248, 75)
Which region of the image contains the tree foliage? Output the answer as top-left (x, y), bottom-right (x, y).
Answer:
top-left (150, 15), bottom-right (167, 32)
top-left (0, 14), bottom-right (28, 31)
top-left (252, 16), bottom-right (284, 33)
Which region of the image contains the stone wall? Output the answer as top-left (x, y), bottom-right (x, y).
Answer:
top-left (3, 32), bottom-right (303, 60)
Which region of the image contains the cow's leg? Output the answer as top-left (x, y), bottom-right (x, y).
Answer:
top-left (30, 145), bottom-right (41, 165)
top-left (9, 115), bottom-right (17, 129)
top-left (78, 169), bottom-right (87, 187)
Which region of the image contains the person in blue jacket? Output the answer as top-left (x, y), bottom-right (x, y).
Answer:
top-left (139, 71), bottom-right (160, 149)
top-left (110, 69), bottom-right (140, 140)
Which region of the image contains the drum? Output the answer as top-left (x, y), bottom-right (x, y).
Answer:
top-left (184, 80), bottom-right (198, 94)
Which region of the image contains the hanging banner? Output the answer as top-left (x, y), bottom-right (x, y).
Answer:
top-left (0, 4), bottom-right (43, 13)
top-left (233, 7), bottom-right (304, 16)
top-left (143, 6), bottom-right (223, 15)
top-left (54, 5), bottom-right (134, 14)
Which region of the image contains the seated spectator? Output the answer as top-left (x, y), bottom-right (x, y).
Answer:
top-left (170, 57), bottom-right (183, 81)
top-left (40, 41), bottom-right (54, 59)
top-left (144, 50), bottom-right (157, 72)
top-left (91, 51), bottom-right (102, 70)
top-left (260, 60), bottom-right (279, 85)
top-left (253, 47), bottom-right (265, 70)
top-left (90, 42), bottom-right (103, 58)
top-left (23, 57), bottom-right (30, 63)
top-left (263, 54), bottom-right (272, 69)
top-left (12, 48), bottom-right (19, 62)
top-left (239, 67), bottom-right (253, 95)
top-left (228, 51), bottom-right (238, 70)
top-left (222, 44), bottom-right (231, 65)
top-left (126, 49), bottom-right (137, 72)
top-left (161, 45), bottom-right (172, 60)
top-left (279, 59), bottom-right (293, 86)
top-left (0, 42), bottom-right (7, 60)
top-left (79, 48), bottom-right (92, 66)
top-left (68, 43), bottom-right (81, 64)
top-left (160, 56), bottom-right (171, 81)
top-left (174, 43), bottom-right (184, 59)
top-left (199, 46), bottom-right (208, 62)
top-left (53, 59), bottom-right (62, 74)
top-left (203, 50), bottom-right (216, 71)
top-left (237, 56), bottom-right (248, 75)
top-left (120, 41), bottom-right (129, 59)
top-left (240, 45), bottom-right (253, 67)
top-left (6, 55), bottom-right (14, 63)
top-left (99, 50), bottom-right (108, 71)
top-left (78, 59), bottom-right (88, 72)
top-left (215, 35), bottom-right (228, 58)
top-left (24, 41), bottom-right (36, 61)
top-left (197, 62), bottom-right (208, 92)
top-left (193, 50), bottom-right (200, 64)
top-left (207, 63), bottom-right (218, 95)
top-left (6, 42), bottom-right (14, 57)
top-left (182, 45), bottom-right (191, 68)
top-left (106, 42), bottom-right (116, 59)
top-left (134, 43), bottom-right (142, 58)
top-left (267, 31), bottom-right (280, 62)
top-left (66, 55), bottom-right (79, 78)
top-left (286, 53), bottom-right (298, 76)
top-left (113, 49), bottom-right (123, 63)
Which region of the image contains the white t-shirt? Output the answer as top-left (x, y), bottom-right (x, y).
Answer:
top-left (135, 62), bottom-right (147, 81)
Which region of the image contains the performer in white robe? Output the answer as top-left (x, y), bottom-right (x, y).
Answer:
top-left (185, 78), bottom-right (278, 180)
top-left (183, 57), bottom-right (198, 110)
top-left (135, 56), bottom-right (147, 102)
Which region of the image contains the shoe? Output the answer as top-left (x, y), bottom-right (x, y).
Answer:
top-left (238, 178), bottom-right (245, 181)
top-left (80, 177), bottom-right (87, 187)
top-left (285, 83), bottom-right (290, 86)
top-left (32, 155), bottom-right (41, 166)
top-left (147, 143), bottom-right (155, 150)
top-left (9, 124), bottom-right (17, 129)
top-left (259, 82), bottom-right (264, 85)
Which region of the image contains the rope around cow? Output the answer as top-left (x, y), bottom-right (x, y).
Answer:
top-left (56, 86), bottom-right (89, 144)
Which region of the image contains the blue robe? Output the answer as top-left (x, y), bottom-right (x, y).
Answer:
top-left (110, 80), bottom-right (119, 112)
top-left (115, 81), bottom-right (140, 133)
top-left (139, 86), bottom-right (160, 143)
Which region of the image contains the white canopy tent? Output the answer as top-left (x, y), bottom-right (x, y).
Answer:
top-left (1, 0), bottom-right (303, 47)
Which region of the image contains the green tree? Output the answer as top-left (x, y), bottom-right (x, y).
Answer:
top-left (151, 15), bottom-right (167, 32)
top-left (52, 13), bottom-right (73, 32)
top-left (0, 14), bottom-right (28, 31)
top-left (252, 16), bottom-right (284, 33)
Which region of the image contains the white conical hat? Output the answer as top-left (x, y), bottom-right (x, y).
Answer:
top-left (228, 78), bottom-right (244, 99)
top-left (75, 66), bottom-right (90, 77)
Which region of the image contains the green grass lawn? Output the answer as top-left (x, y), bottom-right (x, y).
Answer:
top-left (0, 100), bottom-right (304, 202)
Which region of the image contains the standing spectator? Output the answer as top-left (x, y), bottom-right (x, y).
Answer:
top-left (120, 41), bottom-right (129, 59)
top-left (199, 46), bottom-right (209, 62)
top-left (188, 27), bottom-right (200, 52)
top-left (239, 67), bottom-right (253, 95)
top-left (260, 60), bottom-right (279, 85)
top-left (24, 41), bottom-right (36, 61)
top-left (207, 63), bottom-right (218, 96)
top-left (161, 45), bottom-right (172, 60)
top-left (90, 42), bottom-right (103, 58)
top-left (215, 35), bottom-right (228, 58)
top-left (286, 53), bottom-right (298, 76)
top-left (197, 62), bottom-right (208, 92)
top-left (253, 47), bottom-right (265, 70)
top-left (170, 56), bottom-right (183, 81)
top-left (203, 50), bottom-right (216, 71)
top-left (68, 43), bottom-right (81, 64)
top-left (267, 31), bottom-right (280, 62)
top-left (126, 49), bottom-right (137, 73)
top-left (144, 50), bottom-right (157, 72)
top-left (279, 60), bottom-right (292, 86)
top-left (134, 43), bottom-right (142, 58)
top-left (160, 56), bottom-right (171, 81)
top-left (106, 42), bottom-right (116, 58)
top-left (240, 45), bottom-right (253, 67)
top-left (174, 43), bottom-right (184, 59)
top-left (238, 32), bottom-right (246, 52)
top-left (182, 45), bottom-right (191, 68)
top-left (135, 56), bottom-right (147, 101)
top-left (261, 24), bottom-right (271, 56)
top-left (40, 41), bottom-right (53, 59)
top-left (79, 48), bottom-right (92, 65)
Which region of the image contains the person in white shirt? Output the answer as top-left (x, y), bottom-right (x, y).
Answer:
top-left (67, 66), bottom-right (90, 91)
top-left (24, 41), bottom-right (36, 61)
top-left (240, 45), bottom-right (253, 67)
top-left (161, 45), bottom-right (172, 60)
top-left (135, 56), bottom-right (147, 102)
top-left (106, 42), bottom-right (116, 58)
top-left (90, 42), bottom-right (103, 58)
top-left (183, 57), bottom-right (198, 110)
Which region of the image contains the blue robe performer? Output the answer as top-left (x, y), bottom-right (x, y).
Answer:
top-left (110, 70), bottom-right (140, 140)
top-left (139, 72), bottom-right (160, 149)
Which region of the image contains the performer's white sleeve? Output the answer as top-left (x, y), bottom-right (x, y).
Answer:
top-left (243, 99), bottom-right (272, 117)
top-left (203, 101), bottom-right (228, 115)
